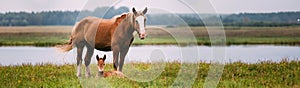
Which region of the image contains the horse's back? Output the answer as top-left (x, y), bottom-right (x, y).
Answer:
top-left (72, 16), bottom-right (118, 51)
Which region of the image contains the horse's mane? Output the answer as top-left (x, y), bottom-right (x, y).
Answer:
top-left (112, 12), bottom-right (127, 19)
top-left (114, 14), bottom-right (127, 25)
top-left (113, 13), bottom-right (130, 27)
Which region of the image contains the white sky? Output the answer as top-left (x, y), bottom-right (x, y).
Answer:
top-left (0, 0), bottom-right (299, 14)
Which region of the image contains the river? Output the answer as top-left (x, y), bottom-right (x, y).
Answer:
top-left (0, 45), bottom-right (299, 66)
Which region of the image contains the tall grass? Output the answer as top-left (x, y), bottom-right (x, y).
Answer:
top-left (0, 60), bottom-right (299, 87)
top-left (0, 64), bottom-right (81, 87)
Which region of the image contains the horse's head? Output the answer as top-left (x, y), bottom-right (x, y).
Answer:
top-left (132, 7), bottom-right (148, 40)
top-left (96, 55), bottom-right (106, 75)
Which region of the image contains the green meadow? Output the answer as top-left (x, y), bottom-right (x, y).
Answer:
top-left (0, 61), bottom-right (299, 87)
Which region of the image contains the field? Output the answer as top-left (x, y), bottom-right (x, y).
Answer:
top-left (0, 26), bottom-right (71, 46)
top-left (0, 60), bottom-right (299, 87)
top-left (1, 26), bottom-right (300, 46)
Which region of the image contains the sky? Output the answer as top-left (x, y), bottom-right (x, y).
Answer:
top-left (0, 0), bottom-right (300, 14)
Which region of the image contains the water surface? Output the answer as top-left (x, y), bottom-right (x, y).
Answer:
top-left (0, 45), bottom-right (299, 66)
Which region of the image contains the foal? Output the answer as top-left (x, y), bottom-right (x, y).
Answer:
top-left (95, 55), bottom-right (124, 78)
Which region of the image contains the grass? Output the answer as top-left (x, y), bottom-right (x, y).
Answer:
top-left (0, 32), bottom-right (69, 46)
top-left (0, 61), bottom-right (299, 87)
top-left (0, 64), bottom-right (81, 87)
top-left (0, 26), bottom-right (300, 46)
top-left (133, 37), bottom-right (300, 46)
top-left (0, 26), bottom-right (70, 46)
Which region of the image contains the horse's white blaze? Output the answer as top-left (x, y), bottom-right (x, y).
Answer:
top-left (136, 16), bottom-right (146, 34)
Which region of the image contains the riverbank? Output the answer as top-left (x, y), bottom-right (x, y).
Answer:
top-left (0, 26), bottom-right (300, 46)
top-left (0, 61), bottom-right (299, 87)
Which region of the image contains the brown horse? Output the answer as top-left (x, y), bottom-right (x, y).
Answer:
top-left (58, 7), bottom-right (148, 77)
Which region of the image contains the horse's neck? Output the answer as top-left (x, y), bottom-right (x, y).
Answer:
top-left (124, 13), bottom-right (135, 34)
top-left (118, 22), bottom-right (134, 37)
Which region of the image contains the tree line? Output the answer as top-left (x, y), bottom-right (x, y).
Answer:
top-left (0, 6), bottom-right (129, 26)
top-left (0, 11), bottom-right (79, 26)
top-left (0, 6), bottom-right (299, 26)
top-left (221, 12), bottom-right (300, 27)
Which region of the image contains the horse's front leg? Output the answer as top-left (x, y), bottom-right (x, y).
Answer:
top-left (113, 48), bottom-right (120, 71)
top-left (119, 45), bottom-right (129, 72)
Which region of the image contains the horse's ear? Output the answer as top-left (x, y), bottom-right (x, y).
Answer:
top-left (143, 7), bottom-right (148, 14)
top-left (96, 55), bottom-right (100, 61)
top-left (103, 55), bottom-right (106, 61)
top-left (132, 7), bottom-right (137, 15)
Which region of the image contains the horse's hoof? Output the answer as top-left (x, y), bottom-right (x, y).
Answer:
top-left (85, 74), bottom-right (91, 78)
top-left (77, 74), bottom-right (81, 77)
top-left (77, 75), bottom-right (81, 77)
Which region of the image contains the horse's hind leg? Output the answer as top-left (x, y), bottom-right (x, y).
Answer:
top-left (76, 43), bottom-right (84, 77)
top-left (84, 44), bottom-right (94, 77)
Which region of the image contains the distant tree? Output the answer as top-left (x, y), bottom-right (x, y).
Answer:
top-left (0, 7), bottom-right (299, 26)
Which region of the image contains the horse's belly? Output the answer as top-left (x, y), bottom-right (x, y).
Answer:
top-left (95, 46), bottom-right (112, 51)
top-left (94, 39), bottom-right (112, 51)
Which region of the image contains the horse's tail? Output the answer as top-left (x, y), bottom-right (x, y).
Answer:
top-left (55, 33), bottom-right (74, 52)
top-left (56, 36), bottom-right (73, 52)
top-left (56, 19), bottom-right (86, 52)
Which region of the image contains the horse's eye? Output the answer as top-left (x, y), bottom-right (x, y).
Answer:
top-left (103, 64), bottom-right (106, 65)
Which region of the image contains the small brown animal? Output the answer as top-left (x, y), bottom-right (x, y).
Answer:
top-left (96, 55), bottom-right (124, 78)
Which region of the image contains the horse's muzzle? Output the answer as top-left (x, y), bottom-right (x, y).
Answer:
top-left (139, 33), bottom-right (146, 40)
